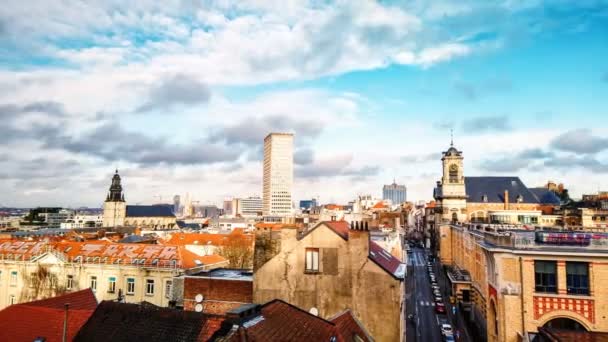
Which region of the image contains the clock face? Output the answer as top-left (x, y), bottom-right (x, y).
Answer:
top-left (450, 164), bottom-right (458, 172)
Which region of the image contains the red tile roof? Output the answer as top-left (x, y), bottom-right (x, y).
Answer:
top-left (368, 241), bottom-right (405, 280)
top-left (372, 201), bottom-right (388, 209)
top-left (162, 230), bottom-right (253, 246)
top-left (330, 310), bottom-right (373, 342)
top-left (321, 221), bottom-right (350, 240)
top-left (0, 289), bottom-right (97, 342)
top-left (0, 239), bottom-right (227, 270)
top-left (234, 300), bottom-right (338, 342)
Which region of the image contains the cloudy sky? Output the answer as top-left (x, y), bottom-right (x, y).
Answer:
top-left (1, 1), bottom-right (607, 208)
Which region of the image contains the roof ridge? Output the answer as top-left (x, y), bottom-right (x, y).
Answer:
top-left (262, 299), bottom-right (337, 327)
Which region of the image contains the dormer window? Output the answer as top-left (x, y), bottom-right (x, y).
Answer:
top-left (516, 195), bottom-right (523, 203)
top-left (482, 194), bottom-right (488, 203)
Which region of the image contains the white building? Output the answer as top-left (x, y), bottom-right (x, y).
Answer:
top-left (60, 214), bottom-right (103, 229)
top-left (39, 209), bottom-right (75, 228)
top-left (262, 133), bottom-right (294, 216)
top-left (232, 197), bottom-right (263, 217)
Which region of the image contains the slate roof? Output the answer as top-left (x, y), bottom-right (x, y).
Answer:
top-left (118, 235), bottom-right (156, 243)
top-left (74, 301), bottom-right (228, 342)
top-left (465, 177), bottom-right (539, 204)
top-left (126, 205), bottom-right (175, 217)
top-left (329, 310), bottom-right (373, 342)
top-left (227, 299), bottom-right (339, 342)
top-left (368, 241), bottom-right (405, 280)
top-left (529, 187), bottom-right (562, 205)
top-left (0, 289), bottom-right (97, 342)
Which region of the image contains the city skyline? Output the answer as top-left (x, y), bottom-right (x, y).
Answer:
top-left (1, 1), bottom-right (608, 207)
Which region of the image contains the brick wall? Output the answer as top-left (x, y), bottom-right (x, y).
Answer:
top-left (183, 277), bottom-right (253, 314)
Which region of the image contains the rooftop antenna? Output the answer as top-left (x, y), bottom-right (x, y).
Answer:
top-left (450, 128), bottom-right (454, 147)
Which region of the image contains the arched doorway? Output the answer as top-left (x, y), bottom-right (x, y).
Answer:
top-left (543, 317), bottom-right (587, 331)
top-left (452, 212), bottom-right (458, 224)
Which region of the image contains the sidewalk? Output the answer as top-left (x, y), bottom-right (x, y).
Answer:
top-left (434, 259), bottom-right (473, 342)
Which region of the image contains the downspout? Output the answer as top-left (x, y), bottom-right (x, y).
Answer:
top-left (519, 257), bottom-right (526, 340)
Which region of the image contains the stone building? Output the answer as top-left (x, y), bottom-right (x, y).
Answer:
top-left (438, 222), bottom-right (608, 341)
top-left (433, 142), bottom-right (561, 227)
top-left (102, 170), bottom-right (177, 229)
top-left (253, 220), bottom-right (405, 342)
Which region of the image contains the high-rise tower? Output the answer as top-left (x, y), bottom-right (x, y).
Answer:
top-left (262, 133), bottom-right (294, 216)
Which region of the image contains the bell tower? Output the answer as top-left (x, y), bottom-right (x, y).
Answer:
top-left (102, 170), bottom-right (127, 227)
top-left (434, 135), bottom-right (467, 223)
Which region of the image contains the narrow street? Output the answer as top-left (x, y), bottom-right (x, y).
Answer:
top-left (405, 247), bottom-right (445, 342)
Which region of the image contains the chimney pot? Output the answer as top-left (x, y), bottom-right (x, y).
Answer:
top-left (504, 190), bottom-right (509, 210)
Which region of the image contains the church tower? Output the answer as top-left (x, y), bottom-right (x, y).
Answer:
top-left (434, 138), bottom-right (467, 223)
top-left (102, 170), bottom-right (127, 227)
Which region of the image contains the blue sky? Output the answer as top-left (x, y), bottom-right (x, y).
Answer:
top-left (0, 0), bottom-right (607, 207)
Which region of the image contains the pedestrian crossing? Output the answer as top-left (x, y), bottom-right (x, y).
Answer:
top-left (419, 301), bottom-right (435, 307)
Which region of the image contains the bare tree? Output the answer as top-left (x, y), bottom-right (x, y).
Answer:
top-left (217, 234), bottom-right (253, 269)
top-left (20, 264), bottom-right (68, 303)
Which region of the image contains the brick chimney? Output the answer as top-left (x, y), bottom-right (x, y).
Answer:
top-left (504, 190), bottom-right (509, 210)
top-left (348, 221), bottom-right (370, 257)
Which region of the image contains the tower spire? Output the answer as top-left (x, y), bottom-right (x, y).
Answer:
top-left (450, 128), bottom-right (454, 147)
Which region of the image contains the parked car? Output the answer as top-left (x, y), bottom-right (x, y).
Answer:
top-left (441, 324), bottom-right (453, 336)
top-left (444, 334), bottom-right (455, 342)
top-left (435, 303), bottom-right (446, 314)
top-left (435, 295), bottom-right (442, 303)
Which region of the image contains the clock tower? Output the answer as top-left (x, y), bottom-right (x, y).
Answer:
top-left (102, 170), bottom-right (127, 227)
top-left (434, 140), bottom-right (467, 223)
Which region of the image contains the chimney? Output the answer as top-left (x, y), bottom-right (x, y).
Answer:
top-left (504, 190), bottom-right (509, 210)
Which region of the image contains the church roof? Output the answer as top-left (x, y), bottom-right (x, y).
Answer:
top-left (529, 187), bottom-right (562, 205)
top-left (465, 177), bottom-right (539, 204)
top-left (126, 205), bottom-right (175, 217)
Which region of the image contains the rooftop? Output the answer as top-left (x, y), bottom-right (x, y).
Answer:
top-left (0, 289), bottom-right (97, 342)
top-left (190, 268), bottom-right (253, 281)
top-left (126, 205), bottom-right (175, 217)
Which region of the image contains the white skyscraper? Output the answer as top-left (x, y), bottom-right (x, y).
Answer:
top-left (263, 133), bottom-right (294, 216)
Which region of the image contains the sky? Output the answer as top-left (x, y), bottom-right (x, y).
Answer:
top-left (1, 0), bottom-right (608, 208)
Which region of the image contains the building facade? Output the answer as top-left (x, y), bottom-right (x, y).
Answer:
top-left (383, 181), bottom-right (407, 205)
top-left (262, 133), bottom-right (293, 217)
top-left (253, 221), bottom-right (405, 342)
top-left (232, 197), bottom-right (263, 217)
top-left (0, 240), bottom-right (228, 310)
top-left (438, 223), bottom-right (608, 342)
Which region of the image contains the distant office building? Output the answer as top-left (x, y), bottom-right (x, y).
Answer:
top-left (299, 199), bottom-right (318, 210)
top-left (262, 133), bottom-right (294, 216)
top-left (223, 199), bottom-right (233, 216)
top-left (173, 195), bottom-right (181, 215)
top-left (383, 181), bottom-right (407, 205)
top-left (233, 197), bottom-right (263, 217)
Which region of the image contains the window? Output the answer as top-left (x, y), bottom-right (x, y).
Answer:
top-left (146, 279), bottom-right (155, 296)
top-left (66, 275), bottom-right (74, 290)
top-left (567, 262), bottom-right (589, 295)
top-left (10, 271), bottom-right (17, 286)
top-left (90, 276), bottom-right (97, 292)
top-left (108, 277), bottom-right (116, 293)
top-left (165, 280), bottom-right (173, 298)
top-left (305, 248), bottom-right (320, 272)
top-left (535, 261), bottom-right (557, 293)
top-left (127, 278), bottom-right (135, 294)
top-left (9, 295), bottom-right (15, 305)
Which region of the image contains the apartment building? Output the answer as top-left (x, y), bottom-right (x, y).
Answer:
top-left (438, 223), bottom-right (608, 341)
top-left (0, 240), bottom-right (227, 310)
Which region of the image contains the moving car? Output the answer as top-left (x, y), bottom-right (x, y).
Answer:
top-left (441, 324), bottom-right (453, 336)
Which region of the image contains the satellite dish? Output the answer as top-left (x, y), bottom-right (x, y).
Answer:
top-left (195, 304), bottom-right (203, 312)
top-left (309, 307), bottom-right (319, 316)
top-left (195, 294), bottom-right (204, 303)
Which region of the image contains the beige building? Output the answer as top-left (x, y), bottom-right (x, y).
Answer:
top-left (439, 223), bottom-right (608, 341)
top-left (0, 240), bottom-right (227, 310)
top-left (253, 221), bottom-right (405, 342)
top-left (102, 170), bottom-right (177, 229)
top-left (262, 133), bottom-right (293, 217)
